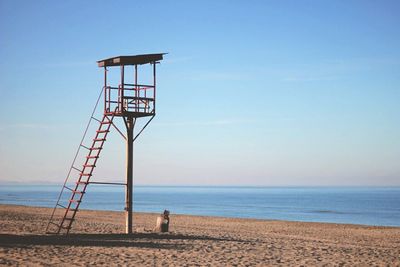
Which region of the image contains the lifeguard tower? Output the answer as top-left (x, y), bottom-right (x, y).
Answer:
top-left (46, 53), bottom-right (165, 235)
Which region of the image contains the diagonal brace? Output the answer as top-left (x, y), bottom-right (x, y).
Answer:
top-left (133, 115), bottom-right (155, 142)
top-left (110, 121), bottom-right (127, 140)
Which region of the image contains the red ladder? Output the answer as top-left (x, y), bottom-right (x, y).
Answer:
top-left (46, 112), bottom-right (115, 234)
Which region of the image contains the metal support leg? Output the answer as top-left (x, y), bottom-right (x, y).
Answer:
top-left (125, 117), bottom-right (134, 234)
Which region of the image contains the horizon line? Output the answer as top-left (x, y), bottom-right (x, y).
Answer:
top-left (0, 181), bottom-right (399, 188)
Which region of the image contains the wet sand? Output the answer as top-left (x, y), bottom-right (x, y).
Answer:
top-left (0, 204), bottom-right (399, 266)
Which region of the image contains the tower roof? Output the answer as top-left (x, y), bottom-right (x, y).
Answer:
top-left (97, 53), bottom-right (166, 67)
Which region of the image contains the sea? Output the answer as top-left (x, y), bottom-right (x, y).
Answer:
top-left (0, 185), bottom-right (399, 227)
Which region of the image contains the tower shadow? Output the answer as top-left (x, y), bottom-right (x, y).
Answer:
top-left (0, 232), bottom-right (246, 249)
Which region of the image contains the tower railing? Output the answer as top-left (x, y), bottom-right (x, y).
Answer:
top-left (105, 83), bottom-right (155, 116)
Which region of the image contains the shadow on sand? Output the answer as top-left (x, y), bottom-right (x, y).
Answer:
top-left (0, 232), bottom-right (244, 249)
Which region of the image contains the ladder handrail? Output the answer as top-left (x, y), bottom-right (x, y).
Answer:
top-left (46, 86), bottom-right (105, 233)
top-left (58, 111), bottom-right (116, 234)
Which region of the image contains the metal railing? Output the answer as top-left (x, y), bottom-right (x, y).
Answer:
top-left (105, 83), bottom-right (155, 115)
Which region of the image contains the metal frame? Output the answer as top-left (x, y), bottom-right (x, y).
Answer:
top-left (47, 54), bottom-right (163, 235)
top-left (104, 62), bottom-right (157, 118)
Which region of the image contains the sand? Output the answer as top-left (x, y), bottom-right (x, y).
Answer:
top-left (0, 204), bottom-right (399, 266)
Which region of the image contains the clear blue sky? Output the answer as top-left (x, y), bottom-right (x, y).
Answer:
top-left (0, 0), bottom-right (399, 186)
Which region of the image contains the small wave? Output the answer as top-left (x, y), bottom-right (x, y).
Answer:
top-left (312, 210), bottom-right (346, 214)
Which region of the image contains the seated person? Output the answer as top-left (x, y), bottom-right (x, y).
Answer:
top-left (154, 210), bottom-right (170, 232)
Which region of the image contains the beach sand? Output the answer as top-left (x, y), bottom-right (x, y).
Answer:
top-left (0, 204), bottom-right (399, 266)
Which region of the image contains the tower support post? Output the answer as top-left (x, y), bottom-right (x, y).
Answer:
top-left (125, 117), bottom-right (134, 234)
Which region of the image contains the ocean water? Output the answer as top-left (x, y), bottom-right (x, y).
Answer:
top-left (0, 185), bottom-right (399, 227)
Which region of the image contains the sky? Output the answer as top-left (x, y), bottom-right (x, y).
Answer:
top-left (0, 0), bottom-right (399, 186)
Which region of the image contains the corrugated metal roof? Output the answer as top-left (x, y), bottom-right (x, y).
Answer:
top-left (97, 53), bottom-right (166, 67)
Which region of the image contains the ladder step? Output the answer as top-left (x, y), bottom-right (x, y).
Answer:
top-left (67, 208), bottom-right (78, 212)
top-left (76, 181), bottom-right (89, 185)
top-left (90, 147), bottom-right (102, 150)
top-left (97, 130), bottom-right (109, 133)
top-left (80, 173), bottom-right (92, 176)
top-left (93, 138), bottom-right (106, 142)
top-left (69, 199), bottom-right (81, 203)
top-left (83, 164), bottom-right (95, 168)
top-left (56, 204), bottom-right (77, 212)
top-left (66, 208), bottom-right (78, 212)
top-left (71, 190), bottom-right (85, 194)
top-left (86, 155), bottom-right (99, 159)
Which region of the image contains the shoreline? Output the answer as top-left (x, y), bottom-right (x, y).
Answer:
top-left (1, 204), bottom-right (399, 266)
top-left (1, 203), bottom-right (399, 229)
top-left (2, 186), bottom-right (399, 228)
